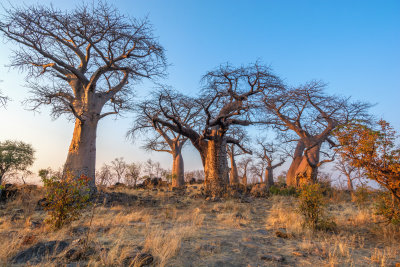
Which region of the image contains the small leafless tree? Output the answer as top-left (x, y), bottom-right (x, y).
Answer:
top-left (5, 170), bottom-right (33, 185)
top-left (335, 156), bottom-right (363, 191)
top-left (237, 156), bottom-right (252, 185)
top-left (249, 160), bottom-right (266, 184)
top-left (255, 138), bottom-right (285, 188)
top-left (0, 2), bottom-right (166, 189)
top-left (96, 163), bottom-right (112, 187)
top-left (111, 157), bottom-right (127, 184)
top-left (143, 159), bottom-right (153, 178)
top-left (129, 88), bottom-right (201, 187)
top-left (153, 161), bottom-right (164, 178)
top-left (146, 63), bottom-right (282, 196)
top-left (0, 88), bottom-right (9, 108)
top-left (262, 81), bottom-right (370, 186)
top-left (125, 162), bottom-right (142, 187)
top-left (0, 81), bottom-right (9, 107)
top-left (226, 127), bottom-right (251, 185)
top-left (185, 170), bottom-right (205, 182)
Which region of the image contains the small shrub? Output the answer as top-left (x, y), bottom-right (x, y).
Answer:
top-left (352, 185), bottom-right (371, 208)
top-left (297, 183), bottom-right (336, 231)
top-left (330, 189), bottom-right (352, 203)
top-left (319, 181), bottom-right (333, 197)
top-left (298, 184), bottom-right (325, 229)
top-left (41, 172), bottom-right (91, 229)
top-left (315, 217), bottom-right (337, 232)
top-left (375, 191), bottom-right (400, 225)
top-left (269, 185), bottom-right (298, 196)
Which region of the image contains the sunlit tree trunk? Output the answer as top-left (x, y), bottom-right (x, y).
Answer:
top-left (172, 147), bottom-right (185, 187)
top-left (294, 144), bottom-right (320, 186)
top-left (64, 117), bottom-right (98, 189)
top-left (229, 152), bottom-right (239, 185)
top-left (286, 140), bottom-right (305, 186)
top-left (347, 175), bottom-right (354, 191)
top-left (203, 131), bottom-right (229, 196)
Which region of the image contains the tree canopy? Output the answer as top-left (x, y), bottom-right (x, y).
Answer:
top-left (0, 140), bottom-right (35, 183)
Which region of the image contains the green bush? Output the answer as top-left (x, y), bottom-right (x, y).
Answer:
top-left (375, 191), bottom-right (400, 225)
top-left (41, 172), bottom-right (91, 229)
top-left (269, 185), bottom-right (298, 196)
top-left (297, 183), bottom-right (336, 231)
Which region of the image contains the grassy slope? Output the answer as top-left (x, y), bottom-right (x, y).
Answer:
top-left (0, 185), bottom-right (399, 266)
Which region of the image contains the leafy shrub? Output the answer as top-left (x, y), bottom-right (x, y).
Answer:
top-left (375, 191), bottom-right (400, 225)
top-left (41, 172), bottom-right (91, 229)
top-left (269, 185), bottom-right (298, 196)
top-left (297, 183), bottom-right (336, 231)
top-left (352, 185), bottom-right (371, 208)
top-left (318, 172), bottom-right (334, 197)
top-left (315, 217), bottom-right (337, 232)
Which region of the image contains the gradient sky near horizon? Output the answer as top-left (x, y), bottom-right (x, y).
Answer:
top-left (0, 0), bottom-right (399, 183)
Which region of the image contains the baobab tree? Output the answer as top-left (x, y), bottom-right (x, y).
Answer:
top-left (226, 128), bottom-right (251, 185)
top-left (0, 3), bottom-right (166, 188)
top-left (255, 138), bottom-right (285, 188)
top-left (237, 156), bottom-right (252, 185)
top-left (227, 144), bottom-right (241, 185)
top-left (335, 156), bottom-right (362, 191)
top-left (249, 160), bottom-right (266, 184)
top-left (129, 89), bottom-right (201, 187)
top-left (262, 81), bottom-right (370, 186)
top-left (145, 64), bottom-right (282, 196)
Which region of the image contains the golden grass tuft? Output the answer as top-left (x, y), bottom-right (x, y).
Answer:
top-left (265, 195), bottom-right (303, 235)
top-left (143, 224), bottom-right (195, 267)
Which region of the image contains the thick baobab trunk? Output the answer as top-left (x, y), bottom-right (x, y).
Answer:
top-left (229, 153), bottom-right (239, 184)
top-left (286, 140), bottom-right (305, 186)
top-left (265, 167), bottom-right (274, 188)
top-left (64, 118), bottom-right (98, 189)
top-left (203, 133), bottom-right (229, 196)
top-left (171, 149), bottom-right (185, 187)
top-left (294, 144), bottom-right (320, 186)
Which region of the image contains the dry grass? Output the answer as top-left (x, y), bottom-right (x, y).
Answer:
top-left (0, 185), bottom-right (399, 266)
top-left (265, 195), bottom-right (304, 235)
top-left (143, 224), bottom-right (195, 267)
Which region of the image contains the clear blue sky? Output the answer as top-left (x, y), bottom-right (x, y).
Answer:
top-left (0, 0), bottom-right (399, 181)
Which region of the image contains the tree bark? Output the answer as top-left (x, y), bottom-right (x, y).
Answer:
top-left (171, 148), bottom-right (185, 187)
top-left (265, 167), bottom-right (274, 188)
top-left (229, 152), bottom-right (239, 185)
top-left (294, 144), bottom-right (320, 186)
top-left (347, 175), bottom-right (354, 191)
top-left (63, 118), bottom-right (98, 190)
top-left (203, 131), bottom-right (229, 196)
top-left (286, 140), bottom-right (305, 186)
